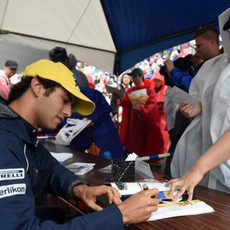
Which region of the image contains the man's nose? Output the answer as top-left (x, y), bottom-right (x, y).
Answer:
top-left (63, 104), bottom-right (72, 117)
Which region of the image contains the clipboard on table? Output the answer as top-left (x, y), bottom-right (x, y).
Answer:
top-left (106, 85), bottom-right (125, 99)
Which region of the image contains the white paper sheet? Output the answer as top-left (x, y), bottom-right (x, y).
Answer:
top-left (66, 162), bottom-right (95, 175)
top-left (165, 86), bottom-right (200, 104)
top-left (111, 182), bottom-right (170, 196)
top-left (148, 200), bottom-right (214, 221)
top-left (131, 88), bottom-right (147, 97)
top-left (50, 152), bottom-right (73, 162)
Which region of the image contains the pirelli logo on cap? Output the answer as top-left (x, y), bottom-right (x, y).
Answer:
top-left (0, 168), bottom-right (25, 181)
top-left (0, 183), bottom-right (26, 199)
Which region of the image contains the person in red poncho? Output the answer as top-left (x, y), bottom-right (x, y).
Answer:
top-left (152, 70), bottom-right (169, 152)
top-left (119, 68), bottom-right (165, 157)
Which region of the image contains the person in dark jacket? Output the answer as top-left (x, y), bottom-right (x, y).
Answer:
top-left (110, 73), bottom-right (132, 123)
top-left (0, 59), bottom-right (159, 229)
top-left (49, 46), bottom-right (90, 88)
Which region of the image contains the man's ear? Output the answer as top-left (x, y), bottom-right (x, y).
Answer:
top-left (30, 77), bottom-right (44, 97)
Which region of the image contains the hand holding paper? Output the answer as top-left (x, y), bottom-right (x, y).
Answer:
top-left (135, 94), bottom-right (149, 105)
top-left (129, 88), bottom-right (148, 107)
top-left (180, 102), bottom-right (202, 118)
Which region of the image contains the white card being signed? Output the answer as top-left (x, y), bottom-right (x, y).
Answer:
top-left (131, 88), bottom-right (147, 97)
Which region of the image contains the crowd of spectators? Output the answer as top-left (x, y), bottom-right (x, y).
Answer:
top-left (76, 41), bottom-right (196, 104)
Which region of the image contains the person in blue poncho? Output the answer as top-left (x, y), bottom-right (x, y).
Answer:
top-left (67, 87), bottom-right (125, 160)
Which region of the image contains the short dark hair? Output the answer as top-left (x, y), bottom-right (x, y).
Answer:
top-left (129, 68), bottom-right (144, 78)
top-left (68, 53), bottom-right (77, 70)
top-left (5, 60), bottom-right (18, 69)
top-left (194, 25), bottom-right (219, 44)
top-left (8, 76), bottom-right (60, 103)
top-left (49, 47), bottom-right (69, 63)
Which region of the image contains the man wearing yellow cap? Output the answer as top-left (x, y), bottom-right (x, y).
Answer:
top-left (0, 59), bottom-right (159, 229)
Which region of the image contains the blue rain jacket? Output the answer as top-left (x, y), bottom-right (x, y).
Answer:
top-left (0, 103), bottom-right (124, 229)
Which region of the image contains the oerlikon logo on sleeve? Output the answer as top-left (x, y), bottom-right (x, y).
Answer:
top-left (0, 184), bottom-right (26, 199)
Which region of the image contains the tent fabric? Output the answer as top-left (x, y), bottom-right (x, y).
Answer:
top-left (0, 0), bottom-right (230, 74)
top-left (0, 33), bottom-right (115, 73)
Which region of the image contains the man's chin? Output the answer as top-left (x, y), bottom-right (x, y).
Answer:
top-left (42, 124), bottom-right (58, 131)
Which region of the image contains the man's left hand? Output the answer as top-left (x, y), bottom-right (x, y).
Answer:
top-left (72, 185), bottom-right (122, 211)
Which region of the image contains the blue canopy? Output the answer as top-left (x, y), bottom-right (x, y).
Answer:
top-left (101, 0), bottom-right (230, 73)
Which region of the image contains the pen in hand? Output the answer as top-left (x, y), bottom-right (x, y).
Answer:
top-left (142, 184), bottom-right (149, 191)
top-left (143, 184), bottom-right (161, 200)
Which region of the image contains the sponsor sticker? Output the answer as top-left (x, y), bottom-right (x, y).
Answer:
top-left (0, 183), bottom-right (26, 199)
top-left (0, 168), bottom-right (25, 181)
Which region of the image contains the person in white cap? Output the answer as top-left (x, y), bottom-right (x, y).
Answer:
top-left (0, 59), bottom-right (18, 102)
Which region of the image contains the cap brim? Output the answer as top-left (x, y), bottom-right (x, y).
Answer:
top-left (68, 86), bottom-right (95, 116)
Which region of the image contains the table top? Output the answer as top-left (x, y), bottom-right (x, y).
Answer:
top-left (43, 141), bottom-right (230, 230)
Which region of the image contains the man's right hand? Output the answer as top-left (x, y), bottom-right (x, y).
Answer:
top-left (118, 189), bottom-right (159, 224)
top-left (165, 60), bottom-right (175, 74)
top-left (135, 95), bottom-right (149, 105)
top-left (180, 102), bottom-right (202, 118)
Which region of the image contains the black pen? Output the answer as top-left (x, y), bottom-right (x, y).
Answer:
top-left (160, 199), bottom-right (173, 202)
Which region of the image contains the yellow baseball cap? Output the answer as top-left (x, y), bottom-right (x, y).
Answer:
top-left (23, 59), bottom-right (95, 115)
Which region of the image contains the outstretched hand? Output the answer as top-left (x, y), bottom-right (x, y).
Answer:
top-left (166, 166), bottom-right (205, 201)
top-left (73, 185), bottom-right (122, 211)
